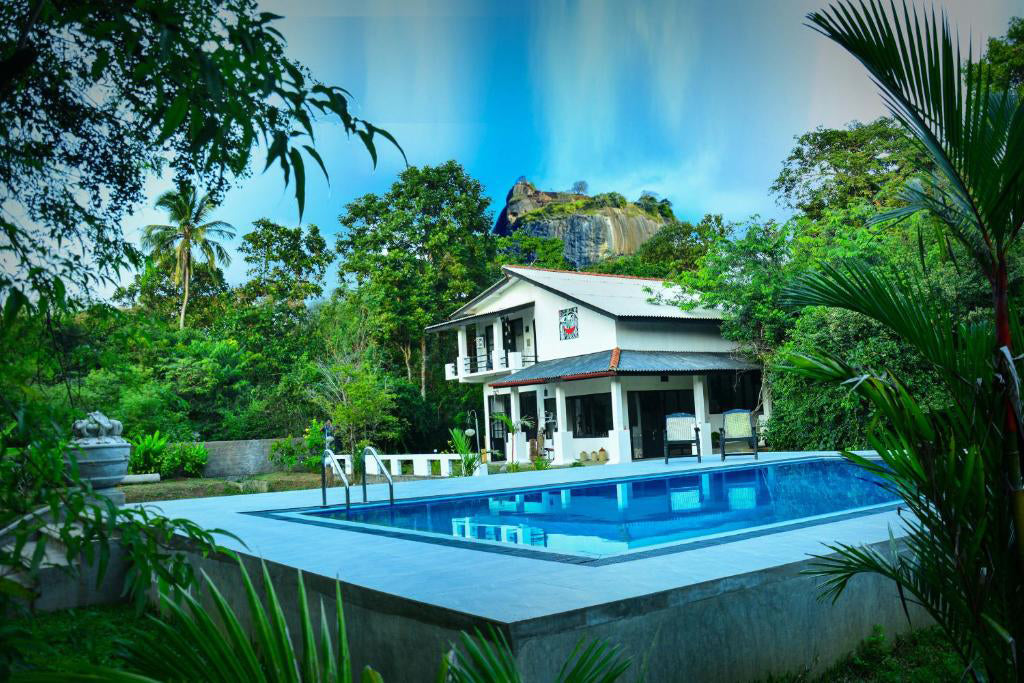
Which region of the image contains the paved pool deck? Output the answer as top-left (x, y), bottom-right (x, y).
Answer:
top-left (147, 451), bottom-right (904, 625)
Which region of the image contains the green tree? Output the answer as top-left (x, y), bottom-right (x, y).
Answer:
top-left (674, 217), bottom-right (795, 362)
top-left (0, 0), bottom-right (398, 314)
top-left (142, 183), bottom-right (236, 329)
top-left (978, 16), bottom-right (1023, 93)
top-left (239, 219), bottom-right (334, 302)
top-left (494, 229), bottom-right (572, 270)
top-left (782, 3), bottom-right (1024, 679)
top-left (771, 117), bottom-right (932, 219)
top-left (337, 161), bottom-right (495, 397)
top-left (114, 258), bottom-right (230, 329)
top-left (316, 359), bottom-right (401, 467)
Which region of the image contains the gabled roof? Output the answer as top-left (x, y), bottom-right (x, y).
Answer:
top-left (431, 266), bottom-right (720, 331)
top-left (489, 348), bottom-right (758, 388)
top-left (504, 266), bottom-right (719, 320)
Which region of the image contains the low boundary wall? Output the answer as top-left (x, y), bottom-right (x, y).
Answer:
top-left (200, 439), bottom-right (479, 479)
top-left (183, 538), bottom-right (928, 682)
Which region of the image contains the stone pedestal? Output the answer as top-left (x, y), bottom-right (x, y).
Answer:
top-left (68, 412), bottom-right (130, 506)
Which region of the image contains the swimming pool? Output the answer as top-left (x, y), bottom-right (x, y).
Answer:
top-left (250, 457), bottom-right (899, 564)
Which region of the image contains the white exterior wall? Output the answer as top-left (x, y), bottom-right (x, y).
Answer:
top-left (532, 288), bottom-right (617, 360)
top-left (615, 320), bottom-right (736, 353)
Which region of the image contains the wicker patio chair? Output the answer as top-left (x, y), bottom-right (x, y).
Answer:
top-left (664, 412), bottom-right (701, 464)
top-left (720, 409), bottom-right (758, 461)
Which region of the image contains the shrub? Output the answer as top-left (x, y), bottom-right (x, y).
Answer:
top-left (159, 442), bottom-right (208, 479)
top-left (129, 431), bottom-right (168, 474)
top-left (533, 456), bottom-right (552, 470)
top-left (504, 461), bottom-right (521, 473)
top-left (268, 418), bottom-right (326, 472)
top-left (269, 436), bottom-right (305, 470)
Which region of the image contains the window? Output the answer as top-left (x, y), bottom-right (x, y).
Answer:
top-left (567, 393), bottom-right (612, 438)
top-left (708, 371), bottom-right (761, 413)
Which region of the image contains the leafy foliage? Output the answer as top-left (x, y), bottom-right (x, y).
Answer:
top-left (157, 441), bottom-right (208, 479)
top-left (778, 1), bottom-right (1024, 679)
top-left (771, 118), bottom-right (932, 219)
top-left (448, 428), bottom-right (480, 477)
top-left (338, 161), bottom-right (496, 397)
top-left (239, 219), bottom-right (334, 302)
top-left (129, 432), bottom-right (169, 475)
top-left (443, 626), bottom-right (630, 683)
top-left (495, 229), bottom-right (572, 270)
top-left (0, 0), bottom-right (398, 314)
top-left (978, 16), bottom-right (1024, 93)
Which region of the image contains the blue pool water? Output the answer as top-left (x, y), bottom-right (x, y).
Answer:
top-left (290, 458), bottom-right (897, 560)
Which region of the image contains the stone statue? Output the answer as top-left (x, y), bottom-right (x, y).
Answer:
top-left (67, 411), bottom-right (130, 501)
top-left (72, 411), bottom-right (125, 444)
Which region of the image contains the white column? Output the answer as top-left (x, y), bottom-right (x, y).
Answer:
top-left (693, 375), bottom-right (713, 456)
top-left (555, 384), bottom-right (568, 432)
top-left (509, 387), bottom-right (522, 463)
top-left (482, 386), bottom-right (492, 462)
top-left (491, 318), bottom-right (505, 370)
top-left (552, 383), bottom-right (571, 465)
top-left (761, 381), bottom-right (773, 419)
top-left (535, 387), bottom-right (547, 455)
top-left (608, 378), bottom-right (631, 464)
top-left (457, 325), bottom-right (469, 375)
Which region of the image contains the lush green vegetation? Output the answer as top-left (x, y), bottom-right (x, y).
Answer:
top-left (765, 626), bottom-right (961, 683)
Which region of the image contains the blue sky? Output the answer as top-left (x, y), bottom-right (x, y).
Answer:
top-left (121, 0), bottom-right (1018, 292)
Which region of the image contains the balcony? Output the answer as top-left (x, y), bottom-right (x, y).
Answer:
top-left (445, 350), bottom-right (537, 380)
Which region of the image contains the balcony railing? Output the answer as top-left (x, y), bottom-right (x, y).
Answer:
top-left (445, 351), bottom-right (537, 380)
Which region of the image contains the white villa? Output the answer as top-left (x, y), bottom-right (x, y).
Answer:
top-left (427, 266), bottom-right (766, 465)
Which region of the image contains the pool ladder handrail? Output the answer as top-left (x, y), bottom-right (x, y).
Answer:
top-left (361, 445), bottom-right (394, 507)
top-left (323, 448), bottom-right (351, 511)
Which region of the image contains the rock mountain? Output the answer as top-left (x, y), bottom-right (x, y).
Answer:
top-left (493, 179), bottom-right (667, 267)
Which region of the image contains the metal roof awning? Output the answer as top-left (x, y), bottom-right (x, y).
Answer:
top-left (490, 348), bottom-right (758, 387)
top-left (425, 302), bottom-right (534, 333)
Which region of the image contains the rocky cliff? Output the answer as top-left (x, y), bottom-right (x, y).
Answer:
top-left (494, 180), bottom-right (667, 267)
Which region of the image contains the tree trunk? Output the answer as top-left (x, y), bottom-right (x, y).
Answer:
top-left (178, 257), bottom-right (190, 330)
top-left (401, 344), bottom-right (412, 382)
top-left (420, 336), bottom-right (427, 399)
top-left (994, 258), bottom-right (1024, 576)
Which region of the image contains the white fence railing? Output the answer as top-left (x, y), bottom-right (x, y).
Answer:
top-left (332, 452), bottom-right (487, 478)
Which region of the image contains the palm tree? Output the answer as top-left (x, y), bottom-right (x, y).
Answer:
top-left (142, 183), bottom-right (235, 329)
top-left (779, 2), bottom-right (1024, 680)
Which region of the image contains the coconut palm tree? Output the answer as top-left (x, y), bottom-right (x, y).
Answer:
top-left (142, 183), bottom-right (235, 329)
top-left (780, 2), bottom-right (1024, 680)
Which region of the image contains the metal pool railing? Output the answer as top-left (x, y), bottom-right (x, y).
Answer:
top-left (361, 445), bottom-right (394, 507)
top-left (322, 448), bottom-right (351, 510)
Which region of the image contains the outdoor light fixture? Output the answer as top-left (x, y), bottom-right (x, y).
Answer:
top-left (466, 409), bottom-right (481, 453)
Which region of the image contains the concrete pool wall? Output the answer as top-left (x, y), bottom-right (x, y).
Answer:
top-left (152, 453), bottom-right (926, 681)
top-left (183, 538), bottom-right (925, 682)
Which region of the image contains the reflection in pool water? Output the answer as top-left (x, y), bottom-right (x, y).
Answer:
top-left (307, 459), bottom-right (896, 558)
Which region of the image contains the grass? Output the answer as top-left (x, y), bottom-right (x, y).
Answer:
top-left (763, 626), bottom-right (962, 683)
top-left (6, 602), bottom-right (160, 674)
top-left (121, 470), bottom-right (324, 503)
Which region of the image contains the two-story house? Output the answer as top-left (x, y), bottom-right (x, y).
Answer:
top-left (426, 266), bottom-right (765, 465)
